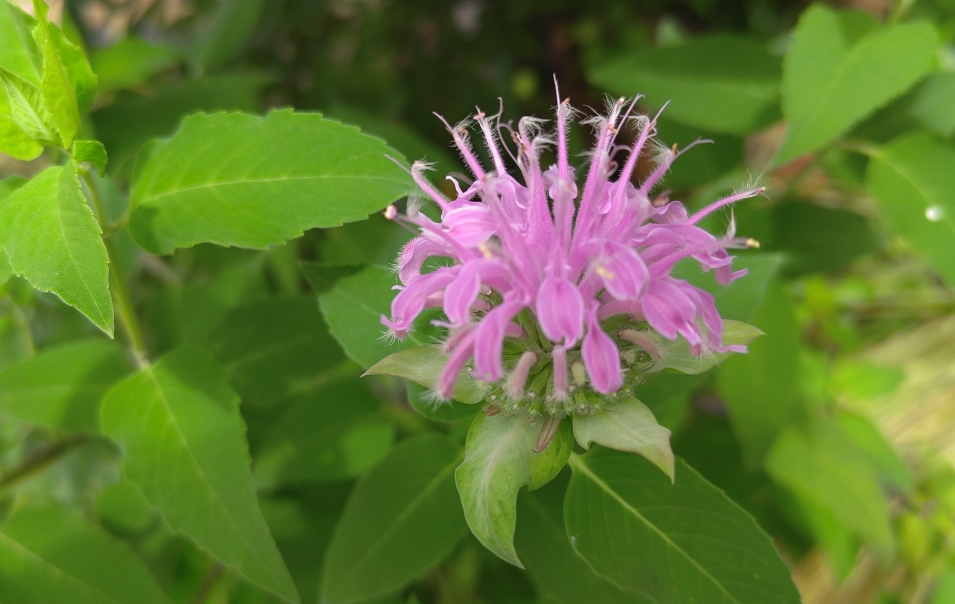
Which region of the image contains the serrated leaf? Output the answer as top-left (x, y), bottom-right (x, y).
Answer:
top-left (31, 0), bottom-right (80, 147)
top-left (128, 110), bottom-right (412, 254)
top-left (321, 434), bottom-right (466, 604)
top-left (0, 72), bottom-right (43, 159)
top-left (0, 338), bottom-right (131, 432)
top-left (455, 412), bottom-right (573, 567)
top-left (90, 38), bottom-right (181, 92)
top-left (589, 36), bottom-right (781, 135)
top-left (867, 133), bottom-right (955, 287)
top-left (318, 265), bottom-right (437, 369)
top-left (364, 346), bottom-right (486, 405)
top-left (253, 379), bottom-right (394, 489)
top-left (208, 296), bottom-right (346, 406)
top-left (777, 5), bottom-right (937, 163)
top-left (572, 398), bottom-right (674, 481)
top-left (191, 0), bottom-right (265, 72)
top-left (515, 471), bottom-right (649, 604)
top-left (565, 449), bottom-right (801, 604)
top-left (0, 161), bottom-right (113, 335)
top-left (72, 140), bottom-right (108, 176)
top-left (0, 504), bottom-right (173, 604)
top-left (101, 347), bottom-right (299, 603)
top-left (765, 418), bottom-right (893, 555)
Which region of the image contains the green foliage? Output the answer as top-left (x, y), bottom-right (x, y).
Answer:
top-left (101, 348), bottom-right (299, 603)
top-left (0, 505), bottom-right (173, 604)
top-left (565, 449), bottom-right (802, 604)
top-left (321, 434), bottom-right (466, 604)
top-left (455, 413), bottom-right (573, 567)
top-left (72, 140), bottom-right (108, 176)
top-left (364, 345), bottom-right (487, 404)
top-left (0, 161), bottom-right (113, 335)
top-left (777, 5), bottom-right (937, 163)
top-left (89, 38), bottom-right (181, 92)
top-left (128, 110), bottom-right (412, 254)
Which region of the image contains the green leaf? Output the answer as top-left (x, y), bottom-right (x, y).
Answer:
top-left (455, 412), bottom-right (573, 567)
top-left (128, 110), bottom-right (412, 254)
top-left (0, 1), bottom-right (41, 86)
top-left (191, 0), bottom-right (265, 72)
top-left (907, 73), bottom-right (955, 138)
top-left (636, 320), bottom-right (763, 376)
top-left (777, 5), bottom-right (937, 163)
top-left (364, 345), bottom-right (486, 405)
top-left (319, 265), bottom-right (437, 369)
top-left (589, 36), bottom-right (781, 135)
top-left (836, 409), bottom-right (912, 493)
top-left (767, 201), bottom-right (877, 276)
top-left (0, 161), bottom-right (113, 335)
top-left (867, 132), bottom-right (955, 287)
top-left (31, 0), bottom-right (80, 146)
top-left (90, 38), bottom-right (181, 92)
top-left (516, 471), bottom-right (650, 604)
top-left (72, 140), bottom-right (108, 176)
top-left (208, 296), bottom-right (346, 406)
top-left (565, 449), bottom-right (801, 604)
top-left (253, 379), bottom-right (394, 489)
top-left (572, 397), bottom-right (674, 481)
top-left (48, 18), bottom-right (96, 114)
top-left (0, 338), bottom-right (131, 432)
top-left (300, 262), bottom-right (364, 294)
top-left (406, 381), bottom-right (481, 422)
top-left (0, 504), bottom-right (173, 604)
top-left (0, 250), bottom-right (11, 287)
top-left (321, 433), bottom-right (467, 604)
top-left (765, 418), bottom-right (893, 555)
top-left (101, 347), bottom-right (299, 603)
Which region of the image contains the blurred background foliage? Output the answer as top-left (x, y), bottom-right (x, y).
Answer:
top-left (3, 0), bottom-right (955, 602)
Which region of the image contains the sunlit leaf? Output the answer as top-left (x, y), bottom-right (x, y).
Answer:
top-left (72, 140), bottom-right (108, 176)
top-left (364, 345), bottom-right (486, 404)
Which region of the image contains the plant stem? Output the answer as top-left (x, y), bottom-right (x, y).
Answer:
top-left (80, 171), bottom-right (149, 367)
top-left (0, 434), bottom-right (89, 492)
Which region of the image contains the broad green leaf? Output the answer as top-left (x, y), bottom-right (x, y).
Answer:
top-left (319, 265), bottom-right (437, 369)
top-left (0, 71), bottom-right (49, 158)
top-left (765, 418), bottom-right (893, 555)
top-left (565, 449), bottom-right (801, 604)
top-left (300, 262), bottom-right (364, 294)
top-left (128, 110), bottom-right (412, 254)
top-left (0, 504), bottom-right (173, 604)
top-left (96, 479), bottom-right (158, 533)
top-left (31, 0), bottom-right (80, 146)
top-left (72, 139), bottom-right (108, 176)
top-left (515, 471), bottom-right (650, 604)
top-left (908, 73), bottom-right (955, 138)
top-left (767, 201), bottom-right (877, 275)
top-left (636, 320), bottom-right (763, 375)
top-left (455, 412), bottom-right (573, 567)
top-left (208, 296), bottom-right (346, 406)
top-left (101, 347), bottom-right (299, 603)
top-left (0, 250), bottom-right (11, 286)
top-left (320, 215), bottom-right (414, 267)
top-left (191, 0), bottom-right (265, 72)
top-left (589, 36), bottom-right (781, 135)
top-left (0, 177), bottom-right (24, 287)
top-left (91, 38), bottom-right (181, 92)
top-left (0, 161), bottom-right (113, 335)
top-left (777, 5), bottom-right (937, 163)
top-left (48, 18), bottom-right (96, 114)
top-left (321, 434), bottom-right (467, 604)
top-left (406, 381), bottom-right (481, 422)
top-left (867, 133), bottom-right (955, 287)
top-left (0, 338), bottom-right (131, 432)
top-left (92, 74), bottom-right (268, 177)
top-left (364, 346), bottom-right (486, 405)
top-left (572, 397), bottom-right (674, 480)
top-left (0, 1), bottom-right (41, 86)
top-left (253, 379), bottom-right (394, 489)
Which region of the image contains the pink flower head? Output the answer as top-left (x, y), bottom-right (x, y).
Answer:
top-left (382, 84), bottom-right (762, 417)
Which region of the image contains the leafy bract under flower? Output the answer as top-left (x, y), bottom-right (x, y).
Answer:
top-left (381, 86), bottom-right (763, 419)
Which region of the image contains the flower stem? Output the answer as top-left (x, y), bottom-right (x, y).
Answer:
top-left (80, 171), bottom-right (149, 367)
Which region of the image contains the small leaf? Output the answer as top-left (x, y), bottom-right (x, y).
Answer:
top-left (867, 132), bottom-right (955, 287)
top-left (765, 417), bottom-right (893, 555)
top-left (0, 1), bottom-right (42, 87)
top-left (31, 0), bottom-right (80, 147)
top-left (406, 381), bottom-right (481, 422)
top-left (364, 346), bottom-right (486, 405)
top-left (572, 397), bottom-right (674, 481)
top-left (47, 18), bottom-right (96, 114)
top-left (101, 347), bottom-right (300, 603)
top-left (636, 320), bottom-right (763, 375)
top-left (318, 265), bottom-right (437, 369)
top-left (589, 36), bottom-right (781, 135)
top-left (321, 433), bottom-right (467, 604)
top-left (0, 77), bottom-right (44, 159)
top-left (0, 161), bottom-right (113, 335)
top-left (253, 379), bottom-right (394, 489)
top-left (90, 38), bottom-right (181, 92)
top-left (0, 338), bottom-right (131, 432)
top-left (777, 5), bottom-right (937, 163)
top-left (455, 413), bottom-right (573, 567)
top-left (128, 110), bottom-right (412, 254)
top-left (0, 504), bottom-right (173, 604)
top-left (565, 449), bottom-right (802, 604)
top-left (72, 140), bottom-right (108, 176)
top-left (208, 296), bottom-right (346, 406)
top-left (516, 471), bottom-right (649, 604)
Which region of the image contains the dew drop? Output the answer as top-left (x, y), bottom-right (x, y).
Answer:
top-left (926, 205), bottom-right (945, 222)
